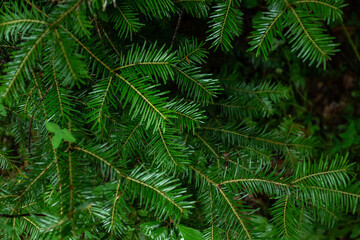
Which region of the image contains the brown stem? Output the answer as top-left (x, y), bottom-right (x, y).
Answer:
top-left (171, 7), bottom-right (185, 47)
top-left (0, 213), bottom-right (46, 218)
top-left (340, 21), bottom-right (360, 63)
top-left (27, 84), bottom-right (53, 154)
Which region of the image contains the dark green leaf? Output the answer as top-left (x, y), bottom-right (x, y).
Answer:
top-left (140, 222), bottom-right (162, 236)
top-left (177, 224), bottom-right (205, 240)
top-left (150, 227), bottom-right (168, 240)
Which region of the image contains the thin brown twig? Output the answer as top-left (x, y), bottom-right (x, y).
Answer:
top-left (27, 84), bottom-right (53, 154)
top-left (0, 213), bottom-right (46, 218)
top-left (171, 7), bottom-right (185, 47)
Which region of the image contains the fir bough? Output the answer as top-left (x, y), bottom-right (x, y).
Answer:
top-left (0, 0), bottom-right (358, 239)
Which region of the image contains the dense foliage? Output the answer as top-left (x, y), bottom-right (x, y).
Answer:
top-left (0, 0), bottom-right (359, 239)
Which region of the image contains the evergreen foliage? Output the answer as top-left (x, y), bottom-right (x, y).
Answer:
top-left (0, 0), bottom-right (358, 239)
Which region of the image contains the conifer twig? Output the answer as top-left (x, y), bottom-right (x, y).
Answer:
top-left (340, 21), bottom-right (360, 63)
top-left (27, 84), bottom-right (53, 154)
top-left (0, 213), bottom-right (46, 218)
top-left (171, 7), bottom-right (185, 46)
